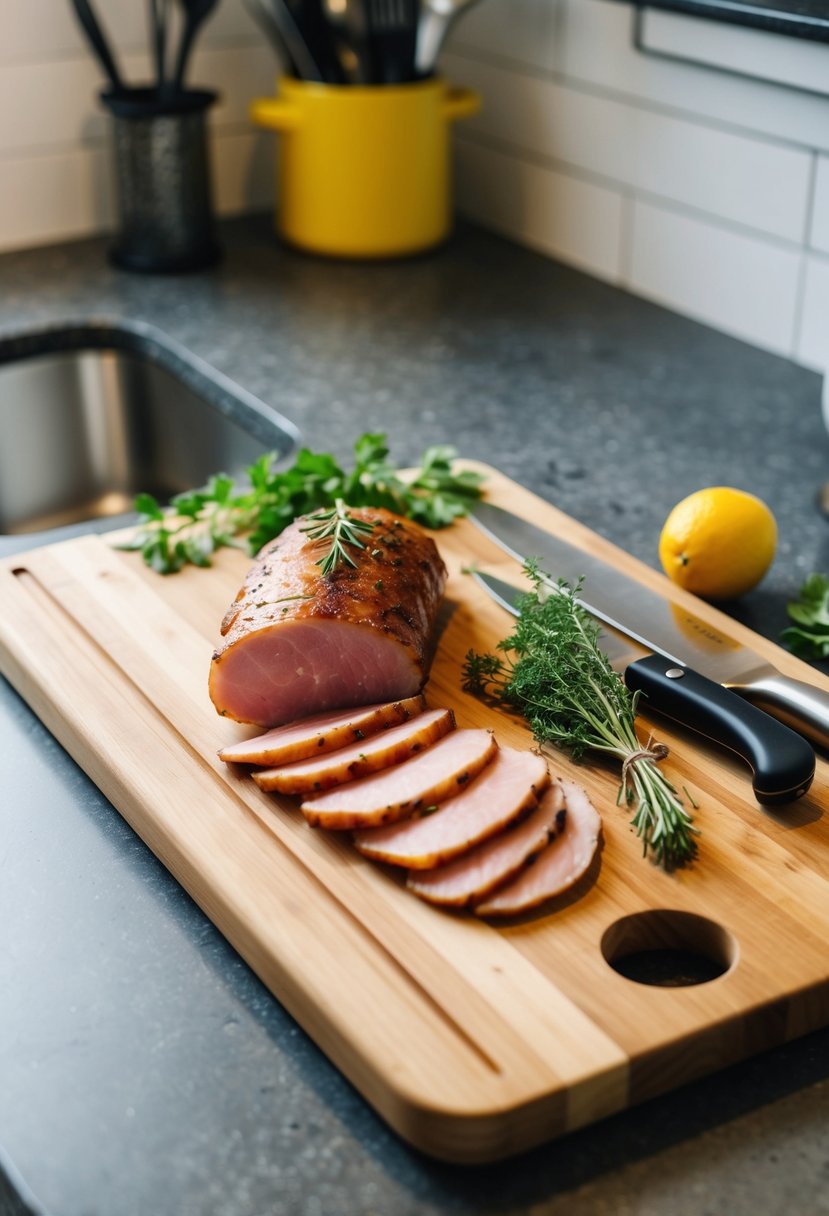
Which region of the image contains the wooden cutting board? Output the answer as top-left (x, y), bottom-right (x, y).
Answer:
top-left (1, 463), bottom-right (827, 1164)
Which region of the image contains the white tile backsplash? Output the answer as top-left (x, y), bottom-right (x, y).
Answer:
top-left (444, 49), bottom-right (812, 243)
top-left (0, 0), bottom-right (277, 251)
top-left (811, 156), bottom-right (829, 256)
top-left (797, 255), bottom-right (829, 372)
top-left (455, 135), bottom-right (624, 280)
top-left (445, 0), bottom-right (829, 377)
top-left (628, 200), bottom-right (802, 355)
top-left (0, 0), bottom-right (827, 393)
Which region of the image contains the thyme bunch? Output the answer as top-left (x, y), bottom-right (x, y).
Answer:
top-left (463, 563), bottom-right (699, 870)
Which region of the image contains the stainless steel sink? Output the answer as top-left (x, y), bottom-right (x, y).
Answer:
top-left (0, 328), bottom-right (299, 538)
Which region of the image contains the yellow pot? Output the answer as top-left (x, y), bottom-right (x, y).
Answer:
top-left (250, 76), bottom-right (480, 259)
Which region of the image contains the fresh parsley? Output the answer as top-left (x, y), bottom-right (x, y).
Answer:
top-left (463, 563), bottom-right (699, 871)
top-left (781, 573), bottom-right (829, 660)
top-left (119, 432), bottom-right (484, 575)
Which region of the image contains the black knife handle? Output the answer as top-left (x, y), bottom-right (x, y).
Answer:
top-left (625, 654), bottom-right (815, 805)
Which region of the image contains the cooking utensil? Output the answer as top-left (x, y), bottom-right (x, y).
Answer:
top-left (473, 570), bottom-right (815, 806)
top-left (470, 501), bottom-right (829, 750)
top-left (171, 0), bottom-right (220, 92)
top-left (149, 0), bottom-right (169, 90)
top-left (415, 0), bottom-right (482, 75)
top-left (71, 0), bottom-right (125, 92)
top-left (243, 0), bottom-right (298, 72)
top-left (259, 0), bottom-right (325, 81)
top-left (292, 0), bottom-right (348, 82)
top-left (322, 0), bottom-right (370, 82)
top-left (365, 0), bottom-right (419, 83)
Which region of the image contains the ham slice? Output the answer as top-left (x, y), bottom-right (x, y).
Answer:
top-left (252, 707), bottom-right (455, 794)
top-left (301, 729), bottom-right (498, 831)
top-left (217, 695), bottom-right (426, 766)
top-left (353, 747), bottom-right (549, 869)
top-left (406, 784), bottom-right (566, 907)
top-left (209, 508), bottom-right (446, 727)
top-left (475, 779), bottom-right (602, 917)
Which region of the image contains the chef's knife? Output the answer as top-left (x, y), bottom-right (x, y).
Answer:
top-left (473, 570), bottom-right (815, 806)
top-left (471, 501), bottom-right (829, 752)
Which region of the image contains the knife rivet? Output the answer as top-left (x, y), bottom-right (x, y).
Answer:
top-left (665, 667), bottom-right (686, 679)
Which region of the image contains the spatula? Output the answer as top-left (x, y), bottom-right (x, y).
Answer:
top-left (71, 0), bottom-right (125, 93)
top-left (171, 0), bottom-right (220, 92)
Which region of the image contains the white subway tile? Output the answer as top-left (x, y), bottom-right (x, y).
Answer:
top-left (454, 135), bottom-right (623, 281)
top-left (0, 45), bottom-right (277, 157)
top-left (446, 0), bottom-right (564, 74)
top-left (0, 147), bottom-right (114, 251)
top-left (443, 50), bottom-right (811, 242)
top-left (213, 131), bottom-right (274, 215)
top-left (796, 254), bottom-right (829, 372)
top-left (811, 155), bottom-right (829, 256)
top-left (0, 0), bottom-right (144, 63)
top-left (561, 0), bottom-right (829, 155)
top-left (193, 44), bottom-right (277, 125)
top-left (0, 0), bottom-right (258, 65)
top-left (0, 128), bottom-right (272, 255)
top-left (628, 200), bottom-right (800, 356)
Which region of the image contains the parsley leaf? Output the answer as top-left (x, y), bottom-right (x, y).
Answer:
top-left (120, 432), bottom-right (484, 575)
top-left (781, 573), bottom-right (829, 659)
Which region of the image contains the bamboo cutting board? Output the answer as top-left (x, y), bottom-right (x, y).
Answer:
top-left (1, 464), bottom-right (828, 1164)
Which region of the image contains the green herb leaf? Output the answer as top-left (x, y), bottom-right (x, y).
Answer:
top-left (781, 573), bottom-right (829, 659)
top-left (463, 564), bottom-right (699, 871)
top-left (300, 499), bottom-right (376, 576)
top-left (119, 433), bottom-right (485, 575)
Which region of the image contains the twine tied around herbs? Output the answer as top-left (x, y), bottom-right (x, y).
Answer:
top-left (621, 735), bottom-right (670, 798)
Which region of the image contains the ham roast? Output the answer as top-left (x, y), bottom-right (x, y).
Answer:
top-left (209, 508), bottom-right (447, 727)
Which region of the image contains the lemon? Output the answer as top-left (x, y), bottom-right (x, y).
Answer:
top-left (658, 487), bottom-right (777, 600)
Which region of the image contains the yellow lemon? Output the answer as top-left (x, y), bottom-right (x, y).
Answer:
top-left (658, 487), bottom-right (777, 600)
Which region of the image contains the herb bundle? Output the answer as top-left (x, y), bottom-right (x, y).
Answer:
top-left (120, 432), bottom-right (484, 574)
top-left (463, 563), bottom-right (699, 870)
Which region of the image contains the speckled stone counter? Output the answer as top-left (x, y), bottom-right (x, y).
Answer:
top-left (1, 215), bottom-right (828, 1216)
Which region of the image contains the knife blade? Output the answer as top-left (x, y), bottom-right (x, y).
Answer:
top-left (473, 571), bottom-right (815, 806)
top-left (471, 501), bottom-right (829, 751)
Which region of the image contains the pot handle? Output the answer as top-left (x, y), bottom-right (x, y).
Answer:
top-left (443, 86), bottom-right (481, 123)
top-left (249, 97), bottom-right (302, 131)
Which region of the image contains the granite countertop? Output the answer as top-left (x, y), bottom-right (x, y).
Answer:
top-left (1, 215), bottom-right (828, 1216)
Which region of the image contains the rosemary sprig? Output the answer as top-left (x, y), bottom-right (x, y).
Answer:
top-left (463, 563), bottom-right (699, 870)
top-left (300, 500), bottom-right (376, 575)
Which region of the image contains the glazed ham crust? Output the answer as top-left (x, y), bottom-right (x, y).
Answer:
top-left (209, 507), bottom-right (447, 727)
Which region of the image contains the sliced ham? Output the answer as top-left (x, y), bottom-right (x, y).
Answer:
top-left (301, 729), bottom-right (498, 831)
top-left (475, 779), bottom-right (602, 917)
top-left (209, 508), bottom-right (447, 727)
top-left (217, 695), bottom-right (427, 766)
top-left (252, 707), bottom-right (455, 794)
top-left (406, 784), bottom-right (566, 907)
top-left (353, 747), bottom-right (550, 869)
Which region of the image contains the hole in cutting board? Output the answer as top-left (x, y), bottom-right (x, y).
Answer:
top-left (601, 909), bottom-right (737, 988)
